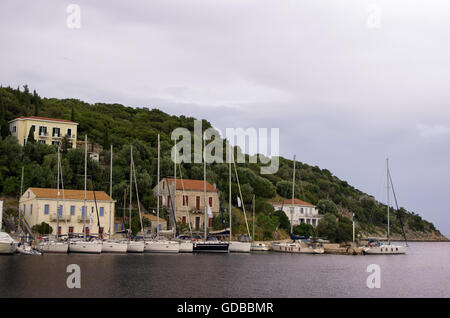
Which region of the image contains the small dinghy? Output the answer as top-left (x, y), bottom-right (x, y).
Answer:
top-left (17, 243), bottom-right (43, 255)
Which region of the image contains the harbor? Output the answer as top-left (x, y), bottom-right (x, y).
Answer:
top-left (1, 242), bottom-right (449, 298)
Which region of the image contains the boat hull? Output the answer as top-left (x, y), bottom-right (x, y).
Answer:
top-left (144, 240), bottom-right (180, 253)
top-left (127, 241), bottom-right (145, 253)
top-left (272, 242), bottom-right (324, 254)
top-left (363, 244), bottom-right (407, 255)
top-left (38, 242), bottom-right (69, 254)
top-left (178, 241), bottom-right (193, 253)
top-left (229, 241), bottom-right (251, 253)
top-left (193, 241), bottom-right (229, 253)
top-left (0, 242), bottom-right (16, 254)
top-left (250, 242), bottom-right (270, 251)
top-left (69, 241), bottom-right (102, 254)
top-left (102, 241), bottom-right (128, 253)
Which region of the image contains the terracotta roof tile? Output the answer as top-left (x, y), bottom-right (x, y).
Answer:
top-left (27, 187), bottom-right (113, 201)
top-left (11, 116), bottom-right (78, 124)
top-left (270, 197), bottom-right (315, 207)
top-left (164, 178), bottom-right (217, 192)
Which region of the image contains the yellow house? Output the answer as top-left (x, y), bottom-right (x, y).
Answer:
top-left (9, 116), bottom-right (78, 148)
top-left (20, 187), bottom-right (115, 237)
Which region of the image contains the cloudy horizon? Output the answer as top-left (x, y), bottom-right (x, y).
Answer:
top-left (1, 0), bottom-right (449, 236)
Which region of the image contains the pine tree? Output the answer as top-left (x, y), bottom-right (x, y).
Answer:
top-left (33, 90), bottom-right (40, 116)
top-left (27, 127), bottom-right (36, 143)
top-left (71, 107), bottom-right (75, 122)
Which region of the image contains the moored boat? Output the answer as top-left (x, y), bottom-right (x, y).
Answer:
top-left (0, 232), bottom-right (16, 254)
top-left (102, 240), bottom-right (128, 253)
top-left (69, 239), bottom-right (103, 254)
top-left (38, 238), bottom-right (68, 254)
top-left (127, 240), bottom-right (144, 253)
top-left (250, 242), bottom-right (270, 251)
top-left (144, 239), bottom-right (180, 253)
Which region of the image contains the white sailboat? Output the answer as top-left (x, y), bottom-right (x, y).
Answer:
top-left (250, 195), bottom-right (269, 251)
top-left (38, 147), bottom-right (69, 253)
top-left (228, 147), bottom-right (251, 253)
top-left (69, 135), bottom-right (102, 254)
top-left (271, 155), bottom-right (324, 254)
top-left (126, 145), bottom-right (144, 253)
top-left (144, 134), bottom-right (180, 253)
top-left (102, 145), bottom-right (128, 253)
top-left (363, 159), bottom-right (407, 255)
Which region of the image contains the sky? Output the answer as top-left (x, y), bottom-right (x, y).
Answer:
top-left (1, 0), bottom-right (449, 236)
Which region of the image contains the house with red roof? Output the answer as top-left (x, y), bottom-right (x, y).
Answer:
top-left (270, 198), bottom-right (322, 228)
top-left (152, 178), bottom-right (220, 233)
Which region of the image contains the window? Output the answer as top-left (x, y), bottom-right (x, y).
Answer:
top-left (31, 125), bottom-right (36, 132)
top-left (196, 196), bottom-right (200, 210)
top-left (67, 128), bottom-right (72, 137)
top-left (23, 204), bottom-right (26, 215)
top-left (301, 208), bottom-right (304, 214)
top-left (30, 204), bottom-right (33, 215)
top-left (28, 191), bottom-right (30, 198)
top-left (52, 141), bottom-right (59, 146)
top-left (167, 196), bottom-right (171, 208)
top-left (162, 182), bottom-right (165, 189)
top-left (182, 216), bottom-right (187, 225)
top-left (52, 127), bottom-right (60, 137)
top-left (70, 205), bottom-right (75, 215)
top-left (39, 140), bottom-right (46, 144)
top-left (12, 126), bottom-right (17, 133)
top-left (58, 205), bottom-right (62, 218)
top-left (39, 126), bottom-right (47, 136)
top-left (100, 207), bottom-right (104, 217)
top-left (44, 204), bottom-right (49, 214)
top-left (183, 195), bottom-right (189, 206)
top-left (82, 206), bottom-right (86, 219)
top-left (209, 197), bottom-right (213, 207)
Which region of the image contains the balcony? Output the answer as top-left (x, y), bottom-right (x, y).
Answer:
top-left (52, 134), bottom-right (61, 138)
top-left (49, 213), bottom-right (71, 222)
top-left (77, 215), bottom-right (89, 223)
top-left (38, 132), bottom-right (49, 138)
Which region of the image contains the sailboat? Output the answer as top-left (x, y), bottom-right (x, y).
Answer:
top-left (228, 146), bottom-right (251, 253)
top-left (0, 232), bottom-right (16, 254)
top-left (192, 137), bottom-right (229, 253)
top-left (272, 155), bottom-right (324, 254)
top-left (250, 195), bottom-right (270, 251)
top-left (102, 145), bottom-right (128, 253)
top-left (37, 146), bottom-right (69, 254)
top-left (363, 159), bottom-right (407, 255)
top-left (126, 145), bottom-right (145, 253)
top-left (144, 135), bottom-right (180, 253)
top-left (68, 135), bottom-right (103, 254)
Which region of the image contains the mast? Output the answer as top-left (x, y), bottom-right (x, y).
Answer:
top-left (131, 149), bottom-right (143, 234)
top-left (387, 158), bottom-right (390, 244)
top-left (291, 155), bottom-right (296, 234)
top-left (109, 144), bottom-right (113, 240)
top-left (56, 146), bottom-right (60, 239)
top-left (19, 166), bottom-right (24, 234)
top-left (157, 134), bottom-right (160, 240)
top-left (203, 137), bottom-right (207, 241)
top-left (173, 138), bottom-right (177, 233)
top-left (129, 145), bottom-right (133, 240)
top-left (229, 143), bottom-right (232, 243)
top-left (83, 135), bottom-right (87, 240)
top-left (252, 194), bottom-right (255, 243)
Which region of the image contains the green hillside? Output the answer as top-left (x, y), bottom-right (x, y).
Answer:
top-left (0, 85), bottom-right (445, 241)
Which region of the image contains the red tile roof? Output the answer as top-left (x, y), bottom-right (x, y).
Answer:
top-left (271, 198), bottom-right (315, 207)
top-left (164, 178), bottom-right (217, 192)
top-left (12, 116), bottom-right (78, 124)
top-left (27, 188), bottom-right (113, 201)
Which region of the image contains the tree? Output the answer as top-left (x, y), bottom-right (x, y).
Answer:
top-left (317, 199), bottom-right (339, 215)
top-left (27, 127), bottom-right (36, 143)
top-left (32, 222), bottom-right (53, 235)
top-left (293, 223), bottom-right (316, 237)
top-left (71, 107), bottom-right (75, 122)
top-left (60, 135), bottom-right (71, 154)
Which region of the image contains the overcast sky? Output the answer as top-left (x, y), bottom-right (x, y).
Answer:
top-left (1, 0), bottom-right (449, 236)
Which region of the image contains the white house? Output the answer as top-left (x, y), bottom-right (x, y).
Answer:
top-left (271, 198), bottom-right (322, 227)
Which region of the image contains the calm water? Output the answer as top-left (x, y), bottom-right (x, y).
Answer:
top-left (1, 242), bottom-right (449, 298)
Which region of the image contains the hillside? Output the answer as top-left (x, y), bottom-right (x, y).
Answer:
top-left (0, 85), bottom-right (446, 241)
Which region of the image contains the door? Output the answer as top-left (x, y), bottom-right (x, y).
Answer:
top-left (195, 216), bottom-right (200, 231)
